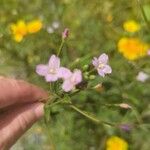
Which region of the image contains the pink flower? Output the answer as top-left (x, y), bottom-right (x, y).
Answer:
top-left (62, 28), bottom-right (69, 39)
top-left (62, 69), bottom-right (82, 92)
top-left (36, 55), bottom-right (70, 82)
top-left (92, 53), bottom-right (112, 77)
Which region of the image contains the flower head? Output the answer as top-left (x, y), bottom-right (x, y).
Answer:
top-left (106, 136), bottom-right (128, 150)
top-left (118, 37), bottom-right (149, 60)
top-left (62, 28), bottom-right (69, 39)
top-left (92, 53), bottom-right (112, 77)
top-left (27, 19), bottom-right (42, 34)
top-left (36, 55), bottom-right (64, 82)
top-left (62, 69), bottom-right (82, 92)
top-left (10, 20), bottom-right (27, 42)
top-left (123, 20), bottom-right (140, 33)
top-left (136, 71), bottom-right (149, 82)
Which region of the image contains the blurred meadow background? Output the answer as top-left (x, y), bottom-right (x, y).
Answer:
top-left (0, 0), bottom-right (150, 149)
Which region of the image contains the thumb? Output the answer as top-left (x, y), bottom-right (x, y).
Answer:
top-left (0, 102), bottom-right (44, 150)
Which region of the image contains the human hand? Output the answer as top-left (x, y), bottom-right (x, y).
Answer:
top-left (0, 77), bottom-right (47, 150)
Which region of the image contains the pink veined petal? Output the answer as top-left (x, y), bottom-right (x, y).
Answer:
top-left (72, 69), bottom-right (82, 84)
top-left (92, 57), bottom-right (99, 68)
top-left (98, 69), bottom-right (105, 77)
top-left (98, 53), bottom-right (108, 64)
top-left (48, 55), bottom-right (60, 69)
top-left (58, 67), bottom-right (72, 79)
top-left (103, 65), bottom-right (112, 74)
top-left (62, 80), bottom-right (74, 92)
top-left (36, 64), bottom-right (48, 76)
top-left (45, 74), bottom-right (58, 82)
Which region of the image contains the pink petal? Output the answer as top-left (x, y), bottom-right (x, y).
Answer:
top-left (92, 57), bottom-right (99, 68)
top-left (62, 80), bottom-right (74, 92)
top-left (45, 74), bottom-right (58, 82)
top-left (98, 69), bottom-right (105, 77)
top-left (58, 67), bottom-right (72, 79)
top-left (103, 65), bottom-right (112, 74)
top-left (36, 64), bottom-right (48, 76)
top-left (72, 69), bottom-right (82, 84)
top-left (98, 53), bottom-right (108, 64)
top-left (48, 55), bottom-right (60, 69)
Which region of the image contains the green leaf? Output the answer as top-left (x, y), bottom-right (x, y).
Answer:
top-left (143, 5), bottom-right (150, 21)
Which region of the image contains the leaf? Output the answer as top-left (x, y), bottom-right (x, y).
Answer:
top-left (143, 5), bottom-right (150, 21)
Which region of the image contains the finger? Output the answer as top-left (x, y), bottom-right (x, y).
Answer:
top-left (0, 77), bottom-right (48, 109)
top-left (0, 102), bottom-right (44, 150)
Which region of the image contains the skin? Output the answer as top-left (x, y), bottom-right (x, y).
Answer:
top-left (0, 77), bottom-right (48, 150)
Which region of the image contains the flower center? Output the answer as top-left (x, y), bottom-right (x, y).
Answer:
top-left (48, 68), bottom-right (56, 74)
top-left (98, 63), bottom-right (104, 69)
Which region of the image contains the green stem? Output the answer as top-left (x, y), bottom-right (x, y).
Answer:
top-left (57, 39), bottom-right (65, 56)
top-left (49, 99), bottom-right (65, 107)
top-left (89, 68), bottom-right (95, 74)
top-left (70, 105), bottom-right (114, 126)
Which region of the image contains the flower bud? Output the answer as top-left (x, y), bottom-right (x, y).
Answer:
top-left (62, 28), bottom-right (69, 39)
top-left (82, 65), bottom-right (89, 71)
top-left (119, 103), bottom-right (132, 109)
top-left (89, 75), bottom-right (96, 80)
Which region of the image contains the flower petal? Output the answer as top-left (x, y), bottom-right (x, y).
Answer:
top-left (45, 74), bottom-right (58, 82)
top-left (36, 64), bottom-right (48, 76)
top-left (92, 57), bottom-right (99, 68)
top-left (62, 80), bottom-right (74, 92)
top-left (48, 55), bottom-right (60, 69)
top-left (98, 53), bottom-right (108, 64)
top-left (72, 69), bottom-right (82, 84)
top-left (103, 65), bottom-right (112, 74)
top-left (98, 69), bottom-right (105, 77)
top-left (58, 67), bottom-right (72, 79)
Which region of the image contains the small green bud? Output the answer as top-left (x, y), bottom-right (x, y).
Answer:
top-left (84, 74), bottom-right (89, 80)
top-left (82, 65), bottom-right (88, 71)
top-left (89, 75), bottom-right (96, 80)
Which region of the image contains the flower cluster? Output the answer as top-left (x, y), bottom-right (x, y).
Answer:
top-left (36, 53), bottom-right (112, 92)
top-left (118, 20), bottom-right (150, 60)
top-left (10, 19), bottom-right (42, 42)
top-left (36, 55), bottom-right (82, 92)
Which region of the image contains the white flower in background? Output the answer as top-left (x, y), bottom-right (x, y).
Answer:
top-left (136, 71), bottom-right (149, 82)
top-left (52, 21), bottom-right (59, 29)
top-left (47, 26), bottom-right (54, 34)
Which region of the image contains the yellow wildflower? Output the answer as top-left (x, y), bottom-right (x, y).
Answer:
top-left (10, 20), bottom-right (27, 42)
top-left (118, 37), bottom-right (149, 60)
top-left (106, 136), bottom-right (128, 150)
top-left (27, 19), bottom-right (42, 34)
top-left (123, 20), bottom-right (140, 33)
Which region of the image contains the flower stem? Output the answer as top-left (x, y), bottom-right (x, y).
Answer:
top-left (70, 105), bottom-right (114, 126)
top-left (57, 39), bottom-right (65, 56)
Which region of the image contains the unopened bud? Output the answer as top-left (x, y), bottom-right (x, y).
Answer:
top-left (119, 103), bottom-right (132, 109)
top-left (93, 83), bottom-right (104, 92)
top-left (89, 75), bottom-right (96, 80)
top-left (83, 65), bottom-right (89, 71)
top-left (62, 28), bottom-right (69, 39)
